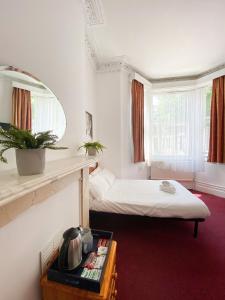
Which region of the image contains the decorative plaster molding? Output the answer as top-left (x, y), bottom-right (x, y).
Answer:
top-left (97, 60), bottom-right (132, 73)
top-left (85, 33), bottom-right (98, 69)
top-left (82, 0), bottom-right (105, 26)
top-left (149, 63), bottom-right (225, 83)
top-left (82, 1), bottom-right (225, 82)
top-left (82, 0), bottom-right (105, 67)
top-left (96, 59), bottom-right (225, 83)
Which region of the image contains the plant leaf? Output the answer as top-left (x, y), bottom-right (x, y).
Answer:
top-left (0, 126), bottom-right (67, 163)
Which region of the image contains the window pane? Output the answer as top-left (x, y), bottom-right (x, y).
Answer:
top-left (151, 93), bottom-right (192, 157)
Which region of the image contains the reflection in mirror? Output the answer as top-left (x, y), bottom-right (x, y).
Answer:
top-left (0, 66), bottom-right (66, 140)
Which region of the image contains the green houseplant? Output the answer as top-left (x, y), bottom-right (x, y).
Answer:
top-left (0, 126), bottom-right (67, 175)
top-left (79, 141), bottom-right (105, 156)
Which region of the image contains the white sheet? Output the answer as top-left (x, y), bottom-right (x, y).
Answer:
top-left (90, 179), bottom-right (210, 219)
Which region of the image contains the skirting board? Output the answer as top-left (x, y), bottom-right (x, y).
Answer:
top-left (195, 181), bottom-right (225, 198)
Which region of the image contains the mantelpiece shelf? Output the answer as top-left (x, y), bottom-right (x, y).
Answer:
top-left (0, 156), bottom-right (96, 228)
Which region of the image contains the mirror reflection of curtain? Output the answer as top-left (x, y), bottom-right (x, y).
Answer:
top-left (12, 87), bottom-right (32, 130)
top-left (31, 95), bottom-right (66, 138)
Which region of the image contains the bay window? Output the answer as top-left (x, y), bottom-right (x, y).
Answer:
top-left (145, 85), bottom-right (212, 172)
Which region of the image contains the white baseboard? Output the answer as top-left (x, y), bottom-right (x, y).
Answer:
top-left (194, 181), bottom-right (225, 198)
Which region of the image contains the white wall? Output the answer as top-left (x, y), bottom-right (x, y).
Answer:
top-left (0, 1), bottom-right (97, 299)
top-left (96, 71), bottom-right (122, 177)
top-left (96, 68), bottom-right (149, 179)
top-left (195, 163), bottom-right (225, 197)
top-left (83, 54), bottom-right (97, 140)
top-left (0, 180), bottom-right (80, 300)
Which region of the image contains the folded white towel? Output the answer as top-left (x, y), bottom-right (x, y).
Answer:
top-left (161, 180), bottom-right (171, 186)
top-left (160, 181), bottom-right (176, 194)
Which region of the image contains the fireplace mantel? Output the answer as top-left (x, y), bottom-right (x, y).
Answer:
top-left (0, 156), bottom-right (95, 228)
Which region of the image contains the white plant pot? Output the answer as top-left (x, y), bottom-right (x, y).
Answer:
top-left (87, 148), bottom-right (97, 156)
top-left (16, 149), bottom-right (46, 176)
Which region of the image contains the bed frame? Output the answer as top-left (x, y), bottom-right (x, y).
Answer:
top-left (161, 217), bottom-right (204, 238)
top-left (89, 210), bottom-right (204, 238)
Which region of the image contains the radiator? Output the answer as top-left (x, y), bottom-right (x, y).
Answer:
top-left (150, 161), bottom-right (194, 189)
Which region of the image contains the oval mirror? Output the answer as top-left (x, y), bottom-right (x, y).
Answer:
top-left (0, 66), bottom-right (66, 140)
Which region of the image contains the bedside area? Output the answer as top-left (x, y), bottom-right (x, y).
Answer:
top-left (41, 241), bottom-right (118, 300)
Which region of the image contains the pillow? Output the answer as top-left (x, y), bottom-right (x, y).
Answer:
top-left (100, 168), bottom-right (115, 186)
top-left (89, 173), bottom-right (110, 200)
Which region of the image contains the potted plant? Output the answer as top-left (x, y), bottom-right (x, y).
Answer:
top-left (79, 141), bottom-right (105, 156)
top-left (0, 126), bottom-right (67, 175)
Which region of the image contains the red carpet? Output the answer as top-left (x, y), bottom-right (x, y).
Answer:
top-left (90, 191), bottom-right (225, 300)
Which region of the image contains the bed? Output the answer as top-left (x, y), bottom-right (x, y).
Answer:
top-left (89, 167), bottom-right (211, 237)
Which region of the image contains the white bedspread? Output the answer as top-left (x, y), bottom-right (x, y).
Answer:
top-left (90, 179), bottom-right (210, 219)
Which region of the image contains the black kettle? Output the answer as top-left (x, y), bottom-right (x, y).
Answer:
top-left (58, 227), bottom-right (82, 271)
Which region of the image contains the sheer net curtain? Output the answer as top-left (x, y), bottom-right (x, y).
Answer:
top-left (145, 87), bottom-right (208, 172)
top-left (31, 94), bottom-right (66, 139)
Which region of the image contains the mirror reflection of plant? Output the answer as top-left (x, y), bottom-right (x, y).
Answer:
top-left (0, 126), bottom-right (67, 163)
top-left (78, 141), bottom-right (106, 154)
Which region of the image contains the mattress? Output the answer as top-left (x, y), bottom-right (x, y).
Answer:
top-left (89, 179), bottom-right (210, 219)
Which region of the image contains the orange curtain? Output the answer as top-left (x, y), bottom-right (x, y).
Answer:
top-left (132, 79), bottom-right (145, 163)
top-left (12, 87), bottom-right (32, 130)
top-left (208, 76), bottom-right (225, 163)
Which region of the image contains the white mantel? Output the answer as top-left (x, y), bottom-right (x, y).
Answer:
top-left (0, 156), bottom-right (95, 228)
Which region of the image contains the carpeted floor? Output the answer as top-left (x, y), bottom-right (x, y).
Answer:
top-left (90, 191), bottom-right (225, 300)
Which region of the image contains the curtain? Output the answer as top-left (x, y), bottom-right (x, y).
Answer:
top-left (12, 87), bottom-right (32, 130)
top-left (145, 87), bottom-right (208, 172)
top-left (31, 94), bottom-right (66, 139)
top-left (208, 76), bottom-right (225, 163)
top-left (132, 79), bottom-right (145, 163)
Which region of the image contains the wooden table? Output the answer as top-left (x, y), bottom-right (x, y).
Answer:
top-left (41, 241), bottom-right (117, 300)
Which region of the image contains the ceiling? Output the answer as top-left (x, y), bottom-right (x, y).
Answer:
top-left (86, 0), bottom-right (225, 79)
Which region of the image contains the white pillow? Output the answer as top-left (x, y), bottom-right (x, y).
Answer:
top-left (100, 169), bottom-right (115, 186)
top-left (89, 173), bottom-right (110, 200)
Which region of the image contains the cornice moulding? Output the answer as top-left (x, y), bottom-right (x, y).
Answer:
top-left (95, 58), bottom-right (225, 86)
top-left (82, 0), bottom-right (105, 26)
top-left (149, 63), bottom-right (225, 83)
top-left (82, 2), bottom-right (225, 83)
top-left (97, 61), bottom-right (132, 73)
top-left (85, 34), bottom-right (98, 69)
